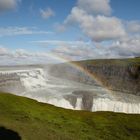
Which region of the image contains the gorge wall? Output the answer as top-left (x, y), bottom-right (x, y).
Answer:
top-left (48, 58), bottom-right (140, 95)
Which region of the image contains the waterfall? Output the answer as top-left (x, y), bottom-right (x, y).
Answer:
top-left (0, 67), bottom-right (140, 114)
top-left (0, 69), bottom-right (47, 93)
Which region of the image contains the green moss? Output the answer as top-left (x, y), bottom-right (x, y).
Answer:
top-left (0, 92), bottom-right (140, 140)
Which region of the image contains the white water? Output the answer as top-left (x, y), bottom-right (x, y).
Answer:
top-left (91, 98), bottom-right (140, 113)
top-left (0, 69), bottom-right (47, 92)
top-left (73, 97), bottom-right (140, 114)
top-left (0, 67), bottom-right (140, 114)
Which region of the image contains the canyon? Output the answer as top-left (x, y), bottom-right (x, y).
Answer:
top-left (0, 58), bottom-right (140, 114)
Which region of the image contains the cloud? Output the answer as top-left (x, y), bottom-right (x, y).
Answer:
top-left (51, 42), bottom-right (129, 60)
top-left (77, 0), bottom-right (111, 16)
top-left (110, 35), bottom-right (140, 57)
top-left (56, 0), bottom-right (140, 58)
top-left (126, 21), bottom-right (140, 33)
top-left (0, 46), bottom-right (9, 55)
top-left (59, 0), bottom-right (126, 42)
top-left (32, 40), bottom-right (98, 60)
top-left (0, 46), bottom-right (65, 65)
top-left (34, 40), bottom-right (91, 47)
top-left (40, 8), bottom-right (55, 20)
top-left (0, 48), bottom-right (34, 60)
top-left (64, 7), bottom-right (126, 42)
top-left (1, 35), bottom-right (140, 65)
top-left (52, 45), bottom-right (96, 60)
top-left (33, 40), bottom-right (123, 61)
top-left (0, 27), bottom-right (53, 37)
top-left (53, 40), bottom-right (140, 60)
top-left (34, 38), bottom-right (140, 61)
top-left (0, 0), bottom-right (21, 12)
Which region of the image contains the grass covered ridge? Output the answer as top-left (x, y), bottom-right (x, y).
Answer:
top-left (74, 57), bottom-right (140, 66)
top-left (0, 92), bottom-right (140, 140)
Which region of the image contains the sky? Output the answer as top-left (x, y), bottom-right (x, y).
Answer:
top-left (0, 0), bottom-right (140, 65)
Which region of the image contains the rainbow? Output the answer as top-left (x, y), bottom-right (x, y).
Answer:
top-left (48, 53), bottom-right (114, 96)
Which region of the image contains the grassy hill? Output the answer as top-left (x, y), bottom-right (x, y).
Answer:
top-left (74, 57), bottom-right (140, 66)
top-left (0, 93), bottom-right (140, 140)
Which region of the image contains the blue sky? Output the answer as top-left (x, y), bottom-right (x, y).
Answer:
top-left (0, 0), bottom-right (140, 65)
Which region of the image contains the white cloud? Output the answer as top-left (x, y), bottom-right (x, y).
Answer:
top-left (53, 45), bottom-right (115, 60)
top-left (53, 41), bottom-right (140, 60)
top-left (52, 45), bottom-right (96, 60)
top-left (57, 0), bottom-right (140, 58)
top-left (0, 48), bottom-right (32, 59)
top-left (32, 40), bottom-right (98, 60)
top-left (34, 40), bottom-right (91, 47)
top-left (110, 35), bottom-right (140, 57)
top-left (55, 23), bottom-right (66, 32)
top-left (1, 35), bottom-right (140, 65)
top-left (127, 21), bottom-right (140, 33)
top-left (40, 8), bottom-right (55, 20)
top-left (64, 7), bottom-right (126, 42)
top-left (77, 0), bottom-right (111, 16)
top-left (0, 46), bottom-right (9, 55)
top-left (0, 27), bottom-right (53, 37)
top-left (0, 46), bottom-right (66, 65)
top-left (0, 0), bottom-right (21, 12)
top-left (59, 0), bottom-right (127, 42)
top-left (33, 40), bottom-right (123, 61)
top-left (34, 39), bottom-right (140, 60)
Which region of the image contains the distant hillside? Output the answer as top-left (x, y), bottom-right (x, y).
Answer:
top-left (75, 58), bottom-right (140, 95)
top-left (75, 57), bottom-right (140, 65)
top-left (0, 92), bottom-right (140, 140)
top-left (49, 58), bottom-right (140, 95)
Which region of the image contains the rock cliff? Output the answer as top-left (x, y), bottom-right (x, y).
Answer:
top-left (48, 58), bottom-right (140, 95)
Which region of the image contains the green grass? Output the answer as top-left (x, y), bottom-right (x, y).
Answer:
top-left (73, 57), bottom-right (140, 66)
top-left (0, 92), bottom-right (140, 140)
